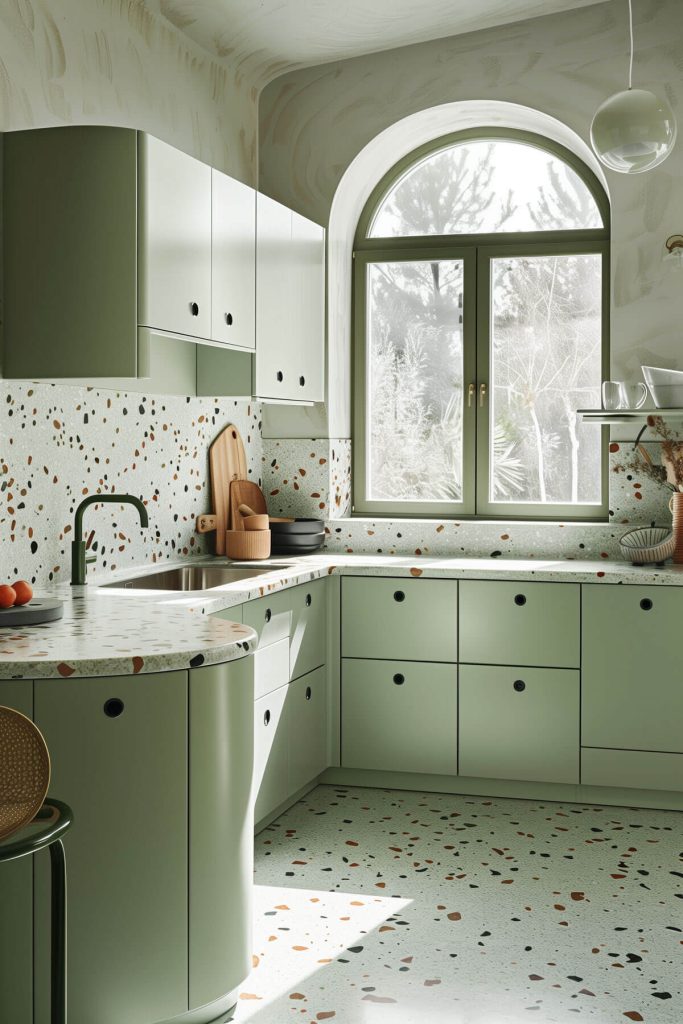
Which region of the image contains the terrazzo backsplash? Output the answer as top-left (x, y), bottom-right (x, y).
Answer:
top-left (1, 382), bottom-right (263, 587)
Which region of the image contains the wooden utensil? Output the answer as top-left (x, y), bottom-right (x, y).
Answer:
top-left (204, 424), bottom-right (248, 554)
top-left (237, 505), bottom-right (269, 531)
top-left (195, 514), bottom-right (217, 534)
top-left (229, 480), bottom-right (268, 533)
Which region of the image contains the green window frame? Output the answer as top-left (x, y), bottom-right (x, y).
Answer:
top-left (353, 127), bottom-right (610, 521)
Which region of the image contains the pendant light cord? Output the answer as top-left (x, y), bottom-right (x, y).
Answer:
top-left (628, 0), bottom-right (634, 89)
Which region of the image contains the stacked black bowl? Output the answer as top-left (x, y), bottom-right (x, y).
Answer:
top-left (270, 518), bottom-right (325, 556)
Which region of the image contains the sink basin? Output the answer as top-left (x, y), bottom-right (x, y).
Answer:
top-left (103, 564), bottom-right (292, 592)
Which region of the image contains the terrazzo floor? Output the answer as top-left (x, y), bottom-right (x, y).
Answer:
top-left (230, 785), bottom-right (682, 1024)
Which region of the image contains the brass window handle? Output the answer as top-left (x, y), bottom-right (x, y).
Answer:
top-left (467, 382), bottom-right (475, 407)
top-left (479, 382), bottom-right (488, 407)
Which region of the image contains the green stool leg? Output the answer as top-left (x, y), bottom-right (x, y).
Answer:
top-left (49, 838), bottom-right (67, 1024)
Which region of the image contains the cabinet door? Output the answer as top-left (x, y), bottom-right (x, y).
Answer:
top-left (189, 660), bottom-right (254, 1010)
top-left (583, 585), bottom-right (683, 753)
top-left (459, 665), bottom-right (579, 784)
top-left (254, 685), bottom-right (290, 823)
top-left (138, 133), bottom-right (212, 340)
top-left (342, 577), bottom-right (458, 663)
top-left (256, 193), bottom-right (294, 399)
top-left (34, 673), bottom-right (188, 1024)
top-left (459, 580), bottom-right (580, 668)
top-left (342, 659), bottom-right (457, 774)
top-left (288, 667), bottom-right (328, 793)
top-left (243, 588), bottom-right (293, 650)
top-left (211, 170), bottom-right (256, 350)
top-left (0, 682), bottom-right (34, 1023)
top-left (290, 579), bottom-right (327, 680)
top-left (290, 211), bottom-right (325, 402)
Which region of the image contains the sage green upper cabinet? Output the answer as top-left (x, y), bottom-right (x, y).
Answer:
top-left (459, 580), bottom-right (580, 668)
top-left (3, 126), bottom-right (140, 379)
top-left (211, 170), bottom-right (256, 350)
top-left (256, 193), bottom-right (325, 402)
top-left (33, 672), bottom-right (188, 1024)
top-left (138, 133), bottom-right (212, 341)
top-left (342, 577), bottom-right (458, 663)
top-left (583, 585), bottom-right (683, 753)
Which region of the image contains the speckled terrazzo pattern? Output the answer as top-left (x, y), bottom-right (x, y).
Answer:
top-left (233, 785), bottom-right (682, 1023)
top-left (0, 382), bottom-right (263, 587)
top-left (263, 439), bottom-right (352, 520)
top-left (609, 443), bottom-right (671, 526)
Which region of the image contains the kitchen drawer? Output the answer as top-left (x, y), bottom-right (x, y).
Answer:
top-left (290, 578), bottom-right (327, 681)
top-left (582, 584), bottom-right (683, 753)
top-left (342, 578), bottom-right (458, 662)
top-left (459, 580), bottom-right (580, 668)
top-left (253, 637), bottom-right (289, 700)
top-left (253, 685), bottom-right (289, 822)
top-left (582, 747), bottom-right (683, 793)
top-left (243, 590), bottom-right (293, 649)
top-left (342, 658), bottom-right (458, 774)
top-left (288, 667), bottom-right (328, 793)
top-left (459, 665), bottom-right (579, 784)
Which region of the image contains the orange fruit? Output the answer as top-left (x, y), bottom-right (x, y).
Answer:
top-left (12, 581), bottom-right (33, 606)
top-left (0, 585), bottom-right (17, 608)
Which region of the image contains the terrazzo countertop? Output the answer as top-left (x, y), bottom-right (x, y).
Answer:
top-left (3, 552), bottom-right (683, 681)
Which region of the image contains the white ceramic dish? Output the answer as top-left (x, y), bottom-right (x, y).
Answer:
top-left (642, 365), bottom-right (683, 408)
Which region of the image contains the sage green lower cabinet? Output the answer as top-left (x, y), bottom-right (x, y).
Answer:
top-left (582, 747), bottom-right (683, 792)
top-left (254, 636), bottom-right (290, 699)
top-left (582, 585), bottom-right (683, 753)
top-left (459, 580), bottom-right (580, 667)
top-left (288, 667), bottom-right (328, 793)
top-left (342, 659), bottom-right (458, 774)
top-left (0, 681), bottom-right (34, 1023)
top-left (342, 578), bottom-right (458, 662)
top-left (34, 672), bottom-right (188, 1024)
top-left (189, 659), bottom-right (254, 1010)
top-left (243, 589), bottom-right (294, 649)
top-left (290, 579), bottom-right (327, 680)
top-left (459, 665), bottom-right (580, 784)
top-left (254, 685), bottom-right (290, 822)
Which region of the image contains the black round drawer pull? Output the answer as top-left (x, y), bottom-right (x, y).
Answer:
top-left (299, 375), bottom-right (305, 387)
top-left (514, 594), bottom-right (527, 606)
top-left (265, 608), bottom-right (272, 623)
top-left (263, 710), bottom-right (271, 726)
top-left (640, 598), bottom-right (653, 611)
top-left (305, 593), bottom-right (312, 607)
top-left (104, 698), bottom-right (124, 718)
top-left (305, 686), bottom-right (312, 701)
top-left (189, 301), bottom-right (199, 316)
top-left (393, 673), bottom-right (405, 685)
top-left (225, 312), bottom-right (233, 325)
top-left (513, 679), bottom-right (526, 693)
top-left (393, 590), bottom-right (405, 602)
top-left (276, 370), bottom-right (284, 382)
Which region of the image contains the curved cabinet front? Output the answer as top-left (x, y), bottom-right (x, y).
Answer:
top-left (1, 660), bottom-right (254, 1024)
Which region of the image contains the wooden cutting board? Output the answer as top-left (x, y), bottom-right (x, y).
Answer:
top-left (209, 424), bottom-right (248, 555)
top-left (229, 480), bottom-right (268, 532)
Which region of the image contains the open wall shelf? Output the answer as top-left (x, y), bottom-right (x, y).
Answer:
top-left (577, 409), bottom-right (683, 425)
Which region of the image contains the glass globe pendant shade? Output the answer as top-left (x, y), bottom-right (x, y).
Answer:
top-left (590, 87), bottom-right (677, 173)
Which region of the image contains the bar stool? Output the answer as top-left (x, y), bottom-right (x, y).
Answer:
top-left (0, 706), bottom-right (73, 1024)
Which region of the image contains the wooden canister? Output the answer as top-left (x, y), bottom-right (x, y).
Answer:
top-left (225, 529), bottom-right (271, 560)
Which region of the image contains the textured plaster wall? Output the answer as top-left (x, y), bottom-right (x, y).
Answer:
top-left (259, 0), bottom-right (683, 441)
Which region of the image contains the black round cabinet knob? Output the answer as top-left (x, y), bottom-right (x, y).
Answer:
top-left (393, 590), bottom-right (405, 602)
top-left (305, 687), bottom-right (312, 700)
top-left (189, 301), bottom-right (199, 316)
top-left (276, 370), bottom-right (284, 382)
top-left (514, 594), bottom-right (527, 606)
top-left (299, 375), bottom-right (305, 387)
top-left (640, 598), bottom-right (653, 611)
top-left (265, 608), bottom-right (272, 623)
top-left (264, 710), bottom-right (271, 726)
top-left (225, 312), bottom-right (233, 325)
top-left (104, 698), bottom-right (124, 718)
top-left (513, 679), bottom-right (526, 693)
top-left (393, 673), bottom-right (405, 685)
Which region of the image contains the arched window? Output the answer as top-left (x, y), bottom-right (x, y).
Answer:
top-left (353, 129), bottom-right (609, 520)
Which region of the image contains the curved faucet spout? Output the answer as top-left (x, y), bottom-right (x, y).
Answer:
top-left (71, 494), bottom-right (149, 585)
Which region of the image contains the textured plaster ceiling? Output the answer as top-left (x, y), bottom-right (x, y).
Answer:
top-left (153, 0), bottom-right (611, 82)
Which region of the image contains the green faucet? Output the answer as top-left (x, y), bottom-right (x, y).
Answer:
top-left (71, 494), bottom-right (149, 585)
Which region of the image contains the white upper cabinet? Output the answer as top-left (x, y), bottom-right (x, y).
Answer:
top-left (211, 170), bottom-right (256, 351)
top-left (138, 134), bottom-right (212, 341)
top-left (256, 193), bottom-right (325, 402)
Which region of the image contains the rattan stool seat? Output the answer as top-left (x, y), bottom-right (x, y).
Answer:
top-left (0, 706), bottom-right (51, 841)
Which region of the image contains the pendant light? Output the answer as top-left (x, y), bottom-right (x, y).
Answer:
top-left (590, 0), bottom-right (676, 174)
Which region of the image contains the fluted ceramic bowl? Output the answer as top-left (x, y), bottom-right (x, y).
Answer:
top-left (619, 525), bottom-right (675, 565)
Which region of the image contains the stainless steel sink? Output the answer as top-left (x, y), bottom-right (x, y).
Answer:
top-left (103, 564), bottom-right (292, 592)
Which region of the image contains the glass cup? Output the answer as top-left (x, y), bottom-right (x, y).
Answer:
top-left (618, 382), bottom-right (648, 409)
top-left (601, 380), bottom-right (622, 410)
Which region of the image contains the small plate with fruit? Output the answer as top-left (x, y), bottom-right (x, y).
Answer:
top-left (0, 582), bottom-right (64, 626)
